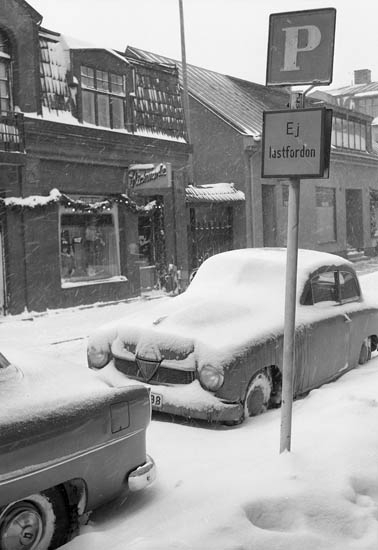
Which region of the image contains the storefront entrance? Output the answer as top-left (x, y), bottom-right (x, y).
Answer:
top-left (137, 201), bottom-right (166, 290)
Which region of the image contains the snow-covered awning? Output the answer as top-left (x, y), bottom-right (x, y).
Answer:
top-left (185, 183), bottom-right (245, 203)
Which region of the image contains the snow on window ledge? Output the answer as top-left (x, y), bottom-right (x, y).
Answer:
top-left (61, 275), bottom-right (127, 289)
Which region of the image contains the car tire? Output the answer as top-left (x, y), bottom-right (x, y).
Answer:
top-left (358, 337), bottom-right (372, 365)
top-left (244, 369), bottom-right (272, 418)
top-left (0, 486), bottom-right (71, 550)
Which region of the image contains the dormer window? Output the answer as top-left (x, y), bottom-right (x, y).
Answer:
top-left (0, 29), bottom-right (12, 114)
top-left (80, 65), bottom-right (126, 129)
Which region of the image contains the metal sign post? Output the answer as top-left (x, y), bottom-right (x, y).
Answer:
top-left (279, 175), bottom-right (300, 453)
top-left (279, 92), bottom-right (302, 454)
top-left (263, 7), bottom-right (336, 454)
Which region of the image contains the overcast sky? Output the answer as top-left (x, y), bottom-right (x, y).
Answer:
top-left (30, 0), bottom-right (378, 90)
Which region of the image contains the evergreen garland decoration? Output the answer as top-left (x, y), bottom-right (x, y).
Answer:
top-left (1, 189), bottom-right (158, 215)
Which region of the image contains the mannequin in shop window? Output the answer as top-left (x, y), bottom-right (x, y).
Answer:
top-left (139, 235), bottom-right (151, 263)
top-left (61, 230), bottom-right (75, 277)
top-left (85, 223), bottom-right (105, 276)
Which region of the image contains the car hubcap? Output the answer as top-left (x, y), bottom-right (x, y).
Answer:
top-left (1, 504), bottom-right (43, 550)
top-left (247, 386), bottom-right (265, 416)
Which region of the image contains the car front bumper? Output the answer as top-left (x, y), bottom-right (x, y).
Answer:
top-left (98, 364), bottom-right (244, 424)
top-left (128, 455), bottom-right (156, 492)
top-left (151, 398), bottom-right (244, 424)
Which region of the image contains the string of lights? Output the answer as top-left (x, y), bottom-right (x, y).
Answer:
top-left (1, 189), bottom-right (161, 215)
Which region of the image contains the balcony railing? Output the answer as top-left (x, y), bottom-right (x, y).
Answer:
top-left (0, 112), bottom-right (25, 153)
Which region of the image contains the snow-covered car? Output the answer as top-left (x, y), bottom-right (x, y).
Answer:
top-left (0, 348), bottom-right (156, 550)
top-left (87, 248), bottom-right (378, 425)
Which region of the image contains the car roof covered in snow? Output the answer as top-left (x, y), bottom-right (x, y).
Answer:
top-left (188, 248), bottom-right (352, 296)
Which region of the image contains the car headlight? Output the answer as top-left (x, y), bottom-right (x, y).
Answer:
top-left (87, 344), bottom-right (110, 369)
top-left (199, 364), bottom-right (224, 392)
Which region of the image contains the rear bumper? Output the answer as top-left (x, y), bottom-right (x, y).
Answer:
top-left (128, 455), bottom-right (156, 492)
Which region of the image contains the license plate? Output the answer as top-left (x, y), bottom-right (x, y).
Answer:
top-left (151, 392), bottom-right (163, 409)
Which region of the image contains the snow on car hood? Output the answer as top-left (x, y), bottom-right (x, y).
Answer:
top-left (93, 286), bottom-right (288, 368)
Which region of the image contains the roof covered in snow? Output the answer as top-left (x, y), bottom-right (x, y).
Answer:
top-left (126, 46), bottom-right (290, 138)
top-left (37, 29), bottom-right (187, 142)
top-left (326, 81), bottom-right (378, 98)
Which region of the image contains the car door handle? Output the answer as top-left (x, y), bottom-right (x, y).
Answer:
top-left (344, 313), bottom-right (352, 323)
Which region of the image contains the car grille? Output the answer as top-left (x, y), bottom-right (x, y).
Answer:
top-left (114, 358), bottom-right (196, 385)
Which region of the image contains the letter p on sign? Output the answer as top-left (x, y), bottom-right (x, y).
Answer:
top-left (266, 8), bottom-right (336, 86)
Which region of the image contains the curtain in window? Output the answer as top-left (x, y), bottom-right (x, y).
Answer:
top-left (316, 187), bottom-right (336, 243)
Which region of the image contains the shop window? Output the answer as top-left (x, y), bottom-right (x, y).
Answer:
top-left (80, 65), bottom-right (126, 129)
top-left (60, 204), bottom-right (121, 283)
top-left (316, 187), bottom-right (336, 243)
top-left (0, 29), bottom-right (12, 114)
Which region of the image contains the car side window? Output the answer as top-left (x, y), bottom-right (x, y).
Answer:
top-left (339, 271), bottom-right (360, 302)
top-left (0, 352), bottom-right (10, 369)
top-left (310, 271), bottom-right (338, 305)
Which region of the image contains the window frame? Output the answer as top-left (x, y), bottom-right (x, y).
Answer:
top-left (59, 199), bottom-right (122, 286)
top-left (331, 114), bottom-right (368, 152)
top-left (80, 64), bottom-right (126, 129)
top-left (315, 186), bottom-right (337, 244)
top-left (0, 29), bottom-right (12, 114)
top-left (301, 267), bottom-right (361, 306)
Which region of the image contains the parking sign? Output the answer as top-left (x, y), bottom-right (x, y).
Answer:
top-left (266, 8), bottom-right (336, 86)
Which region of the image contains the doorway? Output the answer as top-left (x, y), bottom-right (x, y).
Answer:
top-left (346, 189), bottom-right (363, 250)
top-left (0, 228), bottom-right (5, 314)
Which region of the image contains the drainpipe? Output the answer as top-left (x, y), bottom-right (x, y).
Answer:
top-left (178, 0), bottom-right (194, 184)
top-left (243, 136), bottom-right (260, 247)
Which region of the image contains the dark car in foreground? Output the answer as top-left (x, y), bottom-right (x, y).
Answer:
top-left (0, 348), bottom-right (155, 550)
top-left (87, 248), bottom-right (378, 425)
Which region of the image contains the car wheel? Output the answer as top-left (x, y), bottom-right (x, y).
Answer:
top-left (358, 337), bottom-right (372, 365)
top-left (244, 369), bottom-right (272, 418)
top-left (0, 486), bottom-right (71, 550)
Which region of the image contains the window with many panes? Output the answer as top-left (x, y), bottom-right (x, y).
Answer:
top-left (80, 65), bottom-right (126, 129)
top-left (355, 97), bottom-right (378, 118)
top-left (0, 29), bottom-right (12, 114)
top-left (316, 187), bottom-right (336, 243)
top-left (331, 115), bottom-right (367, 151)
top-left (60, 201), bottom-right (121, 284)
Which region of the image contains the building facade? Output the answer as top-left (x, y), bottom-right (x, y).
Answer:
top-left (0, 0), bottom-right (191, 315)
top-left (127, 47), bottom-right (378, 262)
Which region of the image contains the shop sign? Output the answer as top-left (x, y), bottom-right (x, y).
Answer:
top-left (128, 163), bottom-right (172, 192)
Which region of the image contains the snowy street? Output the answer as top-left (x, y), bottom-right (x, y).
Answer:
top-left (3, 0), bottom-right (378, 548)
top-left (1, 269), bottom-right (378, 550)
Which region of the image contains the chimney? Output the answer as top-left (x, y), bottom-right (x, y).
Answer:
top-left (354, 69), bottom-right (371, 85)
